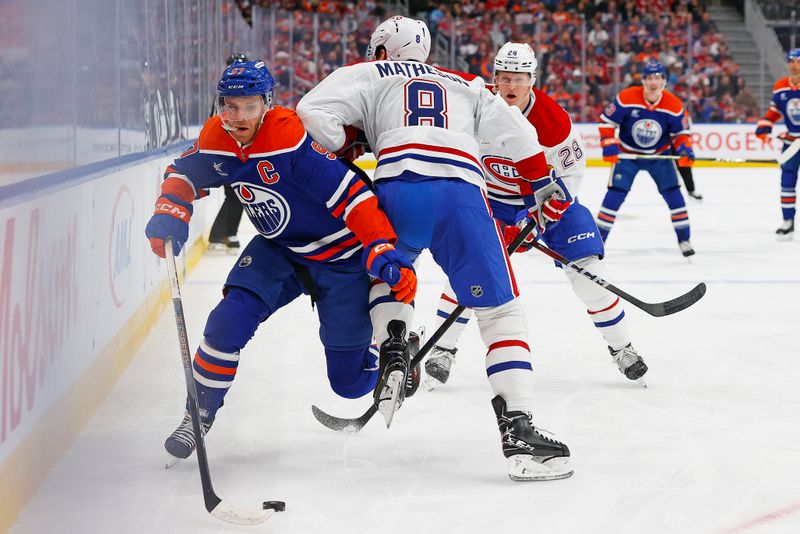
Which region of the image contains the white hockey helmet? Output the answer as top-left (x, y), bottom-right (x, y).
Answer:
top-left (494, 42), bottom-right (538, 84)
top-left (366, 16), bottom-right (431, 62)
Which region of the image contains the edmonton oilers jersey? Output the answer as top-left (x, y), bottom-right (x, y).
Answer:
top-left (165, 107), bottom-right (374, 265)
top-left (600, 87), bottom-right (688, 154)
top-left (764, 78), bottom-right (800, 136)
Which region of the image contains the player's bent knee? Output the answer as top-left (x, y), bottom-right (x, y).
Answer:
top-left (204, 286), bottom-right (270, 354)
top-left (325, 347), bottom-right (378, 399)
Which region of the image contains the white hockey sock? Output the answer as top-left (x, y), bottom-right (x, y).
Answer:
top-left (474, 299), bottom-right (535, 413)
top-left (368, 279), bottom-right (415, 345)
top-left (563, 256), bottom-right (630, 350)
top-left (433, 283), bottom-right (473, 350)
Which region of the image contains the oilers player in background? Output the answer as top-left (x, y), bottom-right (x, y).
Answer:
top-left (755, 48), bottom-right (800, 240)
top-left (597, 60), bottom-right (696, 257)
top-left (423, 42), bottom-right (647, 392)
top-left (299, 17), bottom-right (573, 481)
top-left (144, 61), bottom-right (417, 462)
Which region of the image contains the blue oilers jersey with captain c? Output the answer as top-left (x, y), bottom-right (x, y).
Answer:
top-left (600, 87), bottom-right (688, 154)
top-left (165, 106), bottom-right (372, 265)
top-left (766, 78), bottom-right (800, 136)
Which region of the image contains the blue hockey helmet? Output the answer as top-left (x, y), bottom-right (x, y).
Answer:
top-left (216, 60), bottom-right (275, 120)
top-left (642, 59), bottom-right (667, 79)
top-left (217, 60), bottom-right (274, 100)
top-left (788, 48), bottom-right (800, 62)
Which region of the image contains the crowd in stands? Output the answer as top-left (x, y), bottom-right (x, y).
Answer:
top-left (243, 0), bottom-right (761, 123)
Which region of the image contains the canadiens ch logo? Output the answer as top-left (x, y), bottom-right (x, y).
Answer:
top-left (481, 155), bottom-right (522, 185)
top-left (237, 184), bottom-right (291, 238)
top-left (631, 118), bottom-right (662, 148)
top-left (786, 98), bottom-right (800, 125)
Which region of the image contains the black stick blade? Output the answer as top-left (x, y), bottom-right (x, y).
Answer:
top-left (648, 282), bottom-right (706, 317)
top-left (311, 404), bottom-right (377, 433)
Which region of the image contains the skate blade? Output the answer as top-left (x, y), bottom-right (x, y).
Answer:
top-left (637, 377), bottom-right (648, 388)
top-left (165, 453), bottom-right (182, 469)
top-left (507, 456), bottom-right (573, 481)
top-left (377, 371), bottom-right (404, 428)
top-left (777, 234), bottom-right (794, 242)
top-left (422, 376), bottom-right (439, 391)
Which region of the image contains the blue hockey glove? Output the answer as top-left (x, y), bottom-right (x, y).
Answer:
top-left (145, 194), bottom-right (193, 257)
top-left (601, 137), bottom-right (620, 163)
top-left (362, 240), bottom-right (417, 304)
top-left (674, 143), bottom-right (695, 167)
top-left (755, 124), bottom-right (772, 142)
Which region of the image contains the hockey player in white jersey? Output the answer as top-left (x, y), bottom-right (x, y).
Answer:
top-left (298, 16), bottom-right (573, 481)
top-left (425, 43), bottom-right (647, 390)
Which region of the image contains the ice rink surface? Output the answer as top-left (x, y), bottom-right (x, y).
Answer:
top-left (11, 166), bottom-right (800, 533)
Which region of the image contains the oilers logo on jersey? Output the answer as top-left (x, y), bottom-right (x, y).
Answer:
top-left (237, 184), bottom-right (291, 237)
top-left (631, 119), bottom-right (663, 148)
top-left (786, 98), bottom-right (800, 125)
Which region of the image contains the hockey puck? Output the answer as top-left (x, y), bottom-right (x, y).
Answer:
top-left (263, 501), bottom-right (286, 512)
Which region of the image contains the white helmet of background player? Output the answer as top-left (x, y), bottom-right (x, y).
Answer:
top-left (494, 42), bottom-right (538, 85)
top-left (366, 16), bottom-right (430, 62)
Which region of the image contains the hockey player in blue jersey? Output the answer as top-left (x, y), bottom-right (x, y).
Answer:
top-left (299, 17), bottom-right (573, 481)
top-left (756, 48), bottom-right (800, 240)
top-left (144, 61), bottom-right (417, 462)
top-left (597, 60), bottom-right (696, 257)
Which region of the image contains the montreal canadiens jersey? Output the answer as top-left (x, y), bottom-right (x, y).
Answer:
top-left (600, 87), bottom-right (689, 154)
top-left (296, 61), bottom-right (550, 190)
top-left (164, 107), bottom-right (378, 265)
top-left (480, 88), bottom-right (585, 207)
top-left (758, 77), bottom-right (800, 137)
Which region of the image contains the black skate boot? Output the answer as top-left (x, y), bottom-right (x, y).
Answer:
top-left (405, 329), bottom-right (423, 398)
top-left (491, 395), bottom-right (573, 481)
top-left (609, 343), bottom-right (648, 384)
top-left (164, 409), bottom-right (215, 467)
top-left (373, 320), bottom-right (410, 428)
top-left (776, 219), bottom-right (794, 241)
top-left (678, 240), bottom-right (695, 257)
top-left (424, 346), bottom-right (457, 390)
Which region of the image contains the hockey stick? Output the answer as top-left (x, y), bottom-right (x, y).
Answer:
top-left (777, 137), bottom-right (800, 165)
top-left (617, 154), bottom-right (779, 164)
top-left (310, 219), bottom-right (539, 433)
top-left (164, 239), bottom-right (274, 525)
top-left (524, 240), bottom-right (706, 317)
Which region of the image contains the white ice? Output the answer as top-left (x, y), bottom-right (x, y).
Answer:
top-left (11, 166), bottom-right (800, 534)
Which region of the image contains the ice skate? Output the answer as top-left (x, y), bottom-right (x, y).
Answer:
top-left (776, 219), bottom-right (794, 241)
top-left (678, 240), bottom-right (695, 258)
top-left (164, 410), bottom-right (214, 468)
top-left (609, 343), bottom-right (648, 386)
top-left (207, 241), bottom-right (229, 254)
top-left (423, 346), bottom-right (457, 391)
top-left (687, 191), bottom-right (703, 201)
top-left (373, 320), bottom-right (410, 428)
top-left (405, 328), bottom-right (424, 398)
top-left (224, 235), bottom-right (241, 252)
top-left (492, 396), bottom-right (572, 481)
